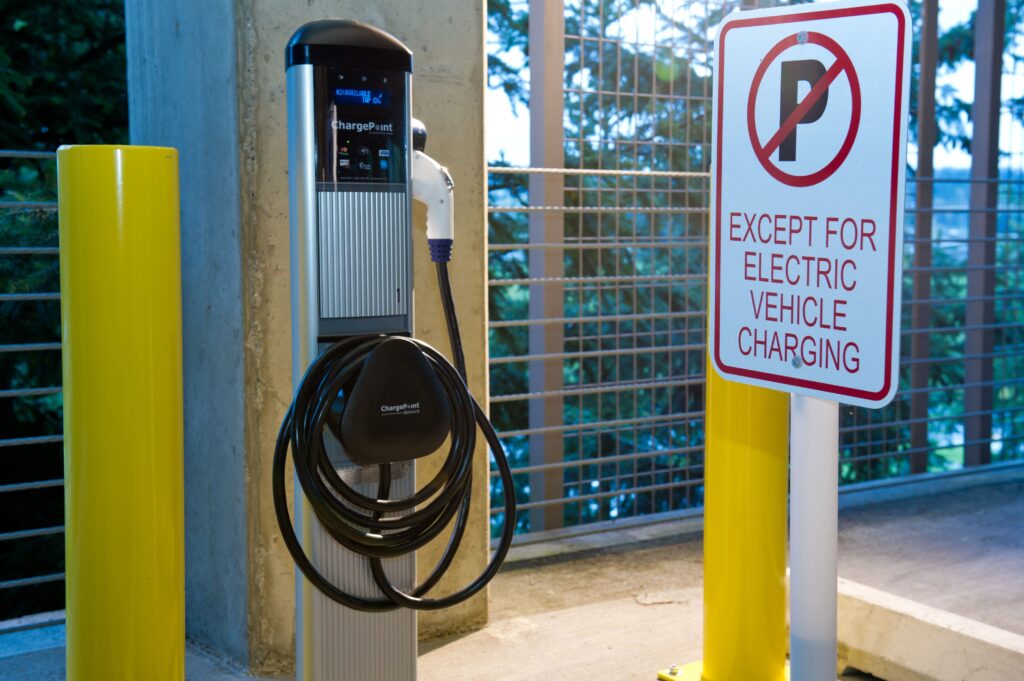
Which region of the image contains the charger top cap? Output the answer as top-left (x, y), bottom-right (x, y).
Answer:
top-left (286, 18), bottom-right (413, 71)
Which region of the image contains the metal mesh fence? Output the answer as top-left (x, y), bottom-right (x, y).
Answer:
top-left (989, 26), bottom-right (1024, 464)
top-left (486, 0), bottom-right (1024, 538)
top-left (488, 0), bottom-right (726, 535)
top-left (0, 150), bottom-right (64, 622)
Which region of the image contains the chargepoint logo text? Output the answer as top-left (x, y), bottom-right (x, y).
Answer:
top-left (333, 120), bottom-right (394, 134)
top-left (380, 402), bottom-right (421, 416)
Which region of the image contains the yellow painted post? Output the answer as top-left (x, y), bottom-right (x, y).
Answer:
top-left (659, 368), bottom-right (789, 681)
top-left (58, 145), bottom-right (184, 681)
top-left (702, 370), bottom-right (789, 680)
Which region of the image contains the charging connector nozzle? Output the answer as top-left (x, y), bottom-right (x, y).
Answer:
top-left (412, 149), bottom-right (455, 262)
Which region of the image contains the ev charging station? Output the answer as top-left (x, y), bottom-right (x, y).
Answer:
top-left (276, 19), bottom-right (515, 681)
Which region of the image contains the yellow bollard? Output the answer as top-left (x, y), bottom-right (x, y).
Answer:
top-left (58, 145), bottom-right (184, 681)
top-left (659, 368), bottom-right (789, 681)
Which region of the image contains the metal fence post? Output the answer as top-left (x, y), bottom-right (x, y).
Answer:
top-left (528, 0), bottom-right (566, 530)
top-left (910, 0), bottom-right (938, 473)
top-left (965, 0), bottom-right (1004, 467)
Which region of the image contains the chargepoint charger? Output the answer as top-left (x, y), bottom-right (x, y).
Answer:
top-left (276, 19), bottom-right (515, 678)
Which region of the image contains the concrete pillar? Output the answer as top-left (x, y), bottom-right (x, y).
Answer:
top-left (125, 0), bottom-right (249, 664)
top-left (126, 0), bottom-right (488, 673)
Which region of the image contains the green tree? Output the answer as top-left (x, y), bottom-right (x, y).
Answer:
top-left (0, 0), bottom-right (127, 150)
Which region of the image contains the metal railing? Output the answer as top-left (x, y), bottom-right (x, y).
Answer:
top-left (0, 149), bottom-right (66, 624)
top-left (485, 0), bottom-right (1024, 539)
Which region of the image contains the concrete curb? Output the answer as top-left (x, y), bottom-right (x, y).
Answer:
top-left (838, 577), bottom-right (1024, 681)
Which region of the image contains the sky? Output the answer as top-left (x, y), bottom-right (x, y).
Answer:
top-left (485, 1), bottom-right (1012, 172)
top-left (932, 0), bottom-right (974, 169)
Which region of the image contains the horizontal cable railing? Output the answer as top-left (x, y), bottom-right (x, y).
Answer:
top-left (488, 166), bottom-right (706, 178)
top-left (0, 149), bottom-right (65, 623)
top-left (0, 150), bottom-right (56, 160)
top-left (488, 205), bottom-right (708, 214)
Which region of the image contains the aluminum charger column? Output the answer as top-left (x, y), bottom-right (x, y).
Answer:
top-left (286, 20), bottom-right (416, 681)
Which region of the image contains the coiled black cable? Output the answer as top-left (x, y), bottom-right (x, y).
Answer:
top-left (273, 262), bottom-right (516, 612)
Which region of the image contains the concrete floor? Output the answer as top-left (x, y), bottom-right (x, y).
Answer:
top-left (838, 478), bottom-right (1024, 636)
top-left (0, 631), bottom-right (271, 681)
top-left (419, 476), bottom-right (1024, 681)
top-left (1, 475), bottom-right (1021, 680)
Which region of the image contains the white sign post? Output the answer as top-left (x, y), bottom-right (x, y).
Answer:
top-left (710, 1), bottom-right (910, 679)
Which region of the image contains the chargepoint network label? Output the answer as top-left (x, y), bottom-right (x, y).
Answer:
top-left (709, 0), bottom-right (910, 408)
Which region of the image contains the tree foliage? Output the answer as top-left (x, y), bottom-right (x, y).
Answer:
top-left (0, 0), bottom-right (127, 620)
top-left (926, 0), bottom-right (1024, 152)
top-left (0, 0), bottom-right (127, 151)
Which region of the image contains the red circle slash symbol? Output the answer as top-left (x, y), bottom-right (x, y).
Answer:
top-left (746, 32), bottom-right (861, 187)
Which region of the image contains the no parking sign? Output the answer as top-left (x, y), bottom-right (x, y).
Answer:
top-left (709, 0), bottom-right (911, 408)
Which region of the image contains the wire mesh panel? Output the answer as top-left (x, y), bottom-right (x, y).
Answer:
top-left (988, 28), bottom-right (1024, 463)
top-left (488, 0), bottom-right (734, 535)
top-left (0, 150), bottom-right (65, 622)
top-left (840, 0), bottom-right (1024, 479)
top-left (487, 0), bottom-right (1024, 539)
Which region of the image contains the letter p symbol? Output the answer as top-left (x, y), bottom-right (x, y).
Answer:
top-left (779, 59), bottom-right (828, 162)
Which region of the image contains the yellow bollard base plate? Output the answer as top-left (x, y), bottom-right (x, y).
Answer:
top-left (657, 661), bottom-right (792, 681)
top-left (656, 661), bottom-right (702, 681)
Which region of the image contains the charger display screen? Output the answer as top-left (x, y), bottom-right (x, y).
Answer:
top-left (315, 67), bottom-right (406, 185)
top-left (334, 88), bottom-right (390, 107)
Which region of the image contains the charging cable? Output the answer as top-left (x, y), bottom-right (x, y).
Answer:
top-left (272, 149), bottom-right (516, 612)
